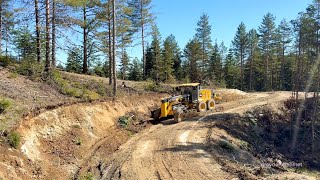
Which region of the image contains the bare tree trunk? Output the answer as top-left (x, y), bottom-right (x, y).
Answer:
top-left (140, 0), bottom-right (146, 79)
top-left (240, 49), bottom-right (243, 91)
top-left (0, 3), bottom-right (2, 55)
top-left (35, 0), bottom-right (41, 63)
top-left (82, 6), bottom-right (88, 74)
top-left (266, 40), bottom-right (270, 91)
top-left (271, 57), bottom-right (274, 90)
top-left (112, 0), bottom-right (117, 97)
top-left (249, 49), bottom-right (253, 91)
top-left (121, 36), bottom-right (125, 80)
top-left (45, 0), bottom-right (51, 72)
top-left (280, 44), bottom-right (285, 90)
top-left (108, 1), bottom-right (113, 85)
top-left (51, 0), bottom-right (56, 68)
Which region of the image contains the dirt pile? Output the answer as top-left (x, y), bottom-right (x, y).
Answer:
top-left (216, 89), bottom-right (249, 103)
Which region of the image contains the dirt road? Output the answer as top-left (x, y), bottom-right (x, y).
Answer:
top-left (99, 91), bottom-right (301, 180)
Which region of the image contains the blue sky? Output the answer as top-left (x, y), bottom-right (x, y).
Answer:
top-left (57, 0), bottom-right (312, 65)
top-left (126, 0), bottom-right (311, 61)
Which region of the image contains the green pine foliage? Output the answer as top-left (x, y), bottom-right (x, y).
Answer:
top-left (2, 0), bottom-right (320, 95)
top-left (209, 42), bottom-right (223, 84)
top-left (66, 47), bottom-right (82, 73)
top-left (128, 58), bottom-right (143, 81)
top-left (120, 51), bottom-right (130, 80)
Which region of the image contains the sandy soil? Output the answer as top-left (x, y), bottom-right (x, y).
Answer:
top-left (98, 91), bottom-right (317, 180)
top-left (1, 89), bottom-right (318, 179)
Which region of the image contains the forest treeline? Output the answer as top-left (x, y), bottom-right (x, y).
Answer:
top-left (0, 0), bottom-right (320, 93)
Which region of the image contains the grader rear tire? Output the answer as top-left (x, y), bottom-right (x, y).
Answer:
top-left (151, 108), bottom-right (161, 121)
top-left (207, 100), bottom-right (215, 110)
top-left (197, 102), bottom-right (207, 112)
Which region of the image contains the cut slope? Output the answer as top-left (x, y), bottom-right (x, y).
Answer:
top-left (12, 93), bottom-right (163, 179)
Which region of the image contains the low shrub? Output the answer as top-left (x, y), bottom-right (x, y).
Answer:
top-left (16, 59), bottom-right (43, 80)
top-left (0, 98), bottom-right (12, 113)
top-left (81, 172), bottom-right (94, 180)
top-left (8, 132), bottom-right (21, 149)
top-left (0, 55), bottom-right (12, 67)
top-left (144, 80), bottom-right (158, 91)
top-left (82, 89), bottom-right (100, 101)
top-left (118, 116), bottom-right (131, 128)
top-left (218, 139), bottom-right (235, 152)
top-left (8, 72), bottom-right (18, 79)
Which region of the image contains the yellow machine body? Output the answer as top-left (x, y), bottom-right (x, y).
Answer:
top-left (154, 83), bottom-right (221, 120)
top-left (161, 101), bottom-right (173, 118)
top-left (199, 89), bottom-right (212, 103)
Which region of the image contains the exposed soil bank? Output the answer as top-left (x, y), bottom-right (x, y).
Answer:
top-left (2, 93), bottom-right (164, 179)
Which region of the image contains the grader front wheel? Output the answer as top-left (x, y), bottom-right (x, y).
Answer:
top-left (197, 102), bottom-right (207, 112)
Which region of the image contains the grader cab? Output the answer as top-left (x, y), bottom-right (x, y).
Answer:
top-left (151, 83), bottom-right (221, 123)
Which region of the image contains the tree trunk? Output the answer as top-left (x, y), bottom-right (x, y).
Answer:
top-left (112, 0), bottom-right (117, 97)
top-left (249, 48), bottom-right (253, 91)
top-left (82, 6), bottom-right (88, 74)
top-left (35, 0), bottom-right (41, 63)
top-left (108, 1), bottom-right (113, 85)
top-left (5, 27), bottom-right (8, 62)
top-left (280, 43), bottom-right (285, 90)
top-left (141, 0), bottom-right (146, 79)
top-left (122, 36), bottom-right (125, 80)
top-left (45, 0), bottom-right (51, 72)
top-left (240, 49), bottom-right (243, 91)
top-left (0, 3), bottom-right (2, 55)
top-left (51, 0), bottom-right (56, 68)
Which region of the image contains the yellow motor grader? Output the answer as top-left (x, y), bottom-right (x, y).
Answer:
top-left (151, 83), bottom-right (221, 122)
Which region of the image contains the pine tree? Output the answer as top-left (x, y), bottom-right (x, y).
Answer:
top-left (167, 35), bottom-right (183, 81)
top-left (208, 42), bottom-right (223, 83)
top-left (184, 38), bottom-right (202, 82)
top-left (128, 0), bottom-right (154, 78)
top-left (195, 13), bottom-right (213, 79)
top-left (247, 29), bottom-right (259, 91)
top-left (161, 35), bottom-right (177, 82)
top-left (151, 25), bottom-right (161, 82)
top-left (128, 57), bottom-right (143, 81)
top-left (45, 0), bottom-right (51, 72)
top-left (51, 0), bottom-right (57, 68)
top-left (0, 0), bottom-right (12, 55)
top-left (33, 0), bottom-right (40, 62)
top-left (145, 25), bottom-right (161, 82)
top-left (259, 13), bottom-right (276, 91)
top-left (13, 27), bottom-right (37, 59)
top-left (120, 50), bottom-right (130, 80)
top-left (66, 47), bottom-right (82, 73)
top-left (232, 22), bottom-right (248, 90)
top-left (145, 44), bottom-right (153, 78)
top-left (117, 0), bottom-right (134, 80)
top-left (1, 0), bottom-right (14, 59)
top-left (64, 0), bottom-right (101, 74)
top-left (274, 19), bottom-right (292, 90)
top-left (224, 49), bottom-right (239, 88)
top-left (93, 60), bottom-right (104, 77)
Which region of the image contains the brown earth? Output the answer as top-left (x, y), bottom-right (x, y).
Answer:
top-left (0, 79), bottom-right (319, 179)
top-left (96, 91), bottom-right (318, 180)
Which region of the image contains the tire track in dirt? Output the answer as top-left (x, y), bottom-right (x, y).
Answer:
top-left (94, 92), bottom-right (291, 179)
